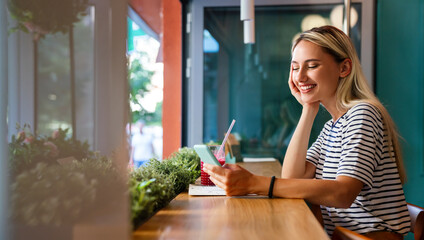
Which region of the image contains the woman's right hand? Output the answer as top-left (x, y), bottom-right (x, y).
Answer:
top-left (203, 163), bottom-right (257, 196)
top-left (288, 67), bottom-right (304, 105)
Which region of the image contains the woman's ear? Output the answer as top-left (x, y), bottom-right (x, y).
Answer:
top-left (339, 58), bottom-right (352, 78)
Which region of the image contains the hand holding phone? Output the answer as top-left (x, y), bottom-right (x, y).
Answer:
top-left (194, 145), bottom-right (222, 166)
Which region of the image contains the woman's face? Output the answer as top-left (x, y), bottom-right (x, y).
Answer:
top-left (291, 40), bottom-right (343, 106)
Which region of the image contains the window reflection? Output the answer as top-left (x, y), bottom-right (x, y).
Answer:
top-left (36, 7), bottom-right (95, 146)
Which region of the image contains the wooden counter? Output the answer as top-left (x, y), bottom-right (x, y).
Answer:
top-left (134, 160), bottom-right (329, 240)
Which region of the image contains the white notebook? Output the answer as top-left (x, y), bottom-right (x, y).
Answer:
top-left (188, 184), bottom-right (226, 196)
top-left (243, 157), bottom-right (276, 162)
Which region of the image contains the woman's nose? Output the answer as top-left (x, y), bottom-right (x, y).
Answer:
top-left (295, 68), bottom-right (307, 82)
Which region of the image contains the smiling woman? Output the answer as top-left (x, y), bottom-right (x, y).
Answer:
top-left (204, 25), bottom-right (410, 239)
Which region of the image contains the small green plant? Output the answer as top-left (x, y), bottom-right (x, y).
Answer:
top-left (129, 147), bottom-right (200, 228)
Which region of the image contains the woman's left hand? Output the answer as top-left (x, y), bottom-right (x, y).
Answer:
top-left (202, 163), bottom-right (255, 196)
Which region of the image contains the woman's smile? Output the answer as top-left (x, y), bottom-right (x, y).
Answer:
top-left (298, 84), bottom-right (317, 93)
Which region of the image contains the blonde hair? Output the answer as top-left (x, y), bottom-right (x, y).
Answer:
top-left (292, 25), bottom-right (406, 183)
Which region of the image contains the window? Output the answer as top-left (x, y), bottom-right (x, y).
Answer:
top-left (9, 0), bottom-right (128, 153)
top-left (36, 7), bottom-right (95, 145)
top-left (185, 0), bottom-right (375, 162)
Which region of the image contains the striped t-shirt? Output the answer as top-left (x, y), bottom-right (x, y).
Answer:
top-left (306, 102), bottom-right (410, 236)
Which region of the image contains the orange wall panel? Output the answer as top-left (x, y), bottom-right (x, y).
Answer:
top-left (129, 0), bottom-right (162, 35)
top-left (162, 0), bottom-right (182, 158)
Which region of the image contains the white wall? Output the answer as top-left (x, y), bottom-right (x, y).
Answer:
top-left (93, 0), bottom-right (129, 156)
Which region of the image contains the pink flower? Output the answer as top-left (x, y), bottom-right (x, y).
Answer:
top-left (17, 131), bottom-right (26, 141)
top-left (44, 141), bottom-right (59, 158)
top-left (52, 130), bottom-right (60, 139)
top-left (23, 136), bottom-right (34, 144)
top-left (128, 162), bottom-right (135, 172)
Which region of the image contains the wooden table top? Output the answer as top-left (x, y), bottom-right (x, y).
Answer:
top-left (133, 160), bottom-right (329, 240)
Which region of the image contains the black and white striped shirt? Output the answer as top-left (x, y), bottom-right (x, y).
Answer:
top-left (306, 103), bottom-right (410, 236)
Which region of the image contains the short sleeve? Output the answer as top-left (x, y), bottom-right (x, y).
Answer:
top-left (131, 134), bottom-right (140, 147)
top-left (337, 104), bottom-right (382, 188)
top-left (306, 125), bottom-right (327, 166)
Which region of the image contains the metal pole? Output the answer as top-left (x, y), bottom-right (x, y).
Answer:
top-left (33, 39), bottom-right (38, 135)
top-left (0, 0), bottom-right (10, 238)
top-left (69, 25), bottom-right (76, 140)
top-left (343, 0), bottom-right (351, 36)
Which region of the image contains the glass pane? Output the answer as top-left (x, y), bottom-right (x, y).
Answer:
top-left (203, 4), bottom-right (362, 162)
top-left (74, 7), bottom-right (95, 146)
top-left (36, 7), bottom-right (95, 146)
top-left (127, 17), bottom-right (164, 162)
top-left (37, 32), bottom-right (72, 135)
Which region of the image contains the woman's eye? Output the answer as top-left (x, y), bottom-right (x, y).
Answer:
top-left (292, 67), bottom-right (299, 71)
top-left (308, 65), bottom-right (318, 69)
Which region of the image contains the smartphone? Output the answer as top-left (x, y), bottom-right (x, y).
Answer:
top-left (193, 144), bottom-right (222, 166)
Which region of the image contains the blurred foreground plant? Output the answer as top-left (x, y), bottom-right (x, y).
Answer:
top-left (11, 157), bottom-right (125, 226)
top-left (11, 162), bottom-right (96, 226)
top-left (9, 126), bottom-right (201, 229)
top-left (9, 125), bottom-right (92, 176)
top-left (9, 126), bottom-right (124, 227)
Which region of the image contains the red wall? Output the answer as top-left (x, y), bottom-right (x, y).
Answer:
top-left (129, 0), bottom-right (162, 35)
top-left (162, 0), bottom-right (182, 158)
